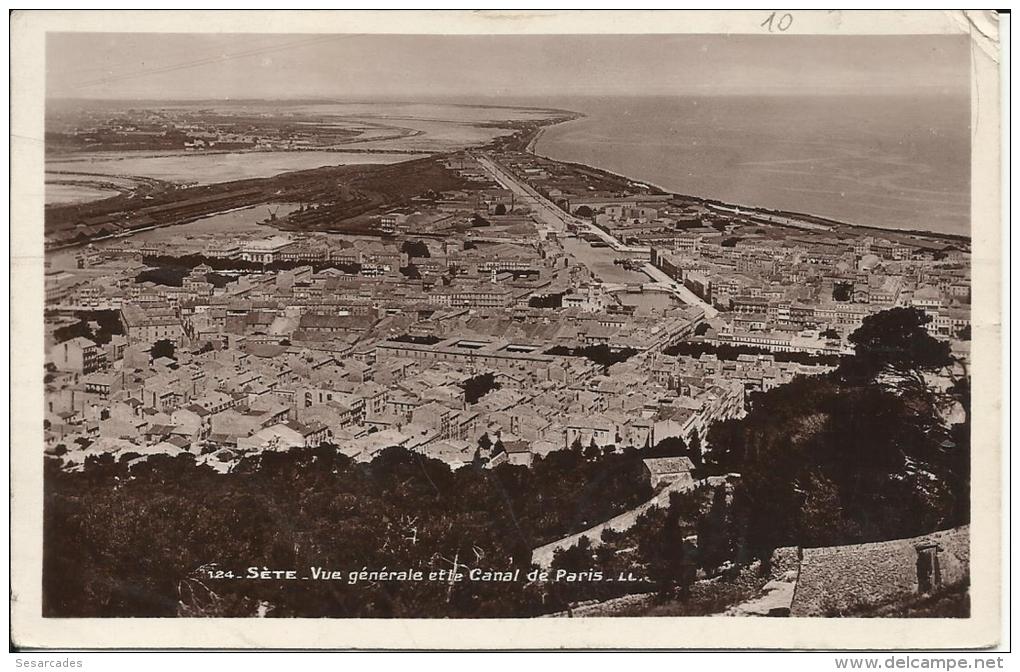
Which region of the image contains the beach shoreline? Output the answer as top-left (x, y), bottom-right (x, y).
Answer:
top-left (45, 103), bottom-right (971, 249)
top-left (525, 109), bottom-right (970, 244)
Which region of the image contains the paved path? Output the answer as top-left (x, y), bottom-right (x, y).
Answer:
top-left (531, 477), bottom-right (704, 568)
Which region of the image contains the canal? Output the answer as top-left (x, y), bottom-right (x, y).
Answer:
top-left (558, 235), bottom-right (678, 313)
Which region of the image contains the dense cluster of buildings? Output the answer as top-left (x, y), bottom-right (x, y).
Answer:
top-left (44, 149), bottom-right (971, 478)
top-left (487, 148), bottom-right (971, 350)
top-left (649, 230), bottom-right (970, 347)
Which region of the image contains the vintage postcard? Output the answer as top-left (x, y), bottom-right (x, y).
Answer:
top-left (9, 9), bottom-right (1004, 650)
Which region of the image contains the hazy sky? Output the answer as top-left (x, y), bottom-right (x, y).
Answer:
top-left (47, 33), bottom-right (970, 101)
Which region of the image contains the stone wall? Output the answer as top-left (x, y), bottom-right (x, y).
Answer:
top-left (790, 526), bottom-right (969, 617)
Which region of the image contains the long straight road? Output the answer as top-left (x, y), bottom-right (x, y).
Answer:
top-left (474, 153), bottom-right (573, 235)
top-left (475, 153), bottom-right (648, 252)
top-left (475, 152), bottom-right (717, 317)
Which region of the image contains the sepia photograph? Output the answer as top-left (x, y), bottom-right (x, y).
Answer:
top-left (9, 9), bottom-right (1004, 651)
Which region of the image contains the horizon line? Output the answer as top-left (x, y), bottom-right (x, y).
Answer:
top-left (47, 89), bottom-right (971, 103)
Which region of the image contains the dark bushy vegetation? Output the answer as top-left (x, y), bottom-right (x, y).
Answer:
top-left (663, 340), bottom-right (842, 367)
top-left (141, 254), bottom-right (362, 276)
top-left (548, 486), bottom-right (718, 606)
top-left (549, 308), bottom-right (969, 607)
top-left (545, 344), bottom-right (638, 371)
top-left (135, 266), bottom-right (190, 287)
top-left (461, 372), bottom-right (500, 405)
top-left (52, 310), bottom-right (124, 345)
top-left (398, 264), bottom-right (421, 280)
top-left (701, 308), bottom-right (966, 559)
top-left (44, 445), bottom-right (654, 617)
top-left (47, 156), bottom-right (469, 241)
top-left (400, 239), bottom-right (430, 258)
top-left (832, 281), bottom-right (854, 302)
top-left (150, 339), bottom-right (176, 361)
top-left (391, 334), bottom-right (442, 346)
top-left (842, 307), bottom-right (952, 385)
top-left (528, 293), bottom-right (564, 309)
top-left (135, 266), bottom-right (235, 289)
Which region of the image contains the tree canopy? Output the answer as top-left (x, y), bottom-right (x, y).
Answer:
top-left (844, 307), bottom-right (952, 383)
top-left (150, 339), bottom-right (176, 361)
top-left (53, 310), bottom-right (124, 346)
top-left (44, 444), bottom-right (655, 617)
top-left (832, 281), bottom-right (854, 303)
top-left (544, 344), bottom-right (638, 372)
top-left (398, 264), bottom-right (422, 280)
top-left (461, 372), bottom-right (500, 405)
top-left (400, 239), bottom-right (431, 258)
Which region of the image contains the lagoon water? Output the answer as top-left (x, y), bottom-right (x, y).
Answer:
top-left (45, 182), bottom-right (121, 206)
top-left (42, 101), bottom-right (548, 198)
top-left (46, 150), bottom-right (426, 188)
top-left (536, 95), bottom-right (970, 236)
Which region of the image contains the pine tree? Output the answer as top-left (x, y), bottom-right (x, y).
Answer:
top-left (688, 430), bottom-right (703, 468)
top-left (697, 486), bottom-right (735, 572)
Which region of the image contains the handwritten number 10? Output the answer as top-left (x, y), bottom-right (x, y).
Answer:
top-left (761, 12), bottom-right (793, 32)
